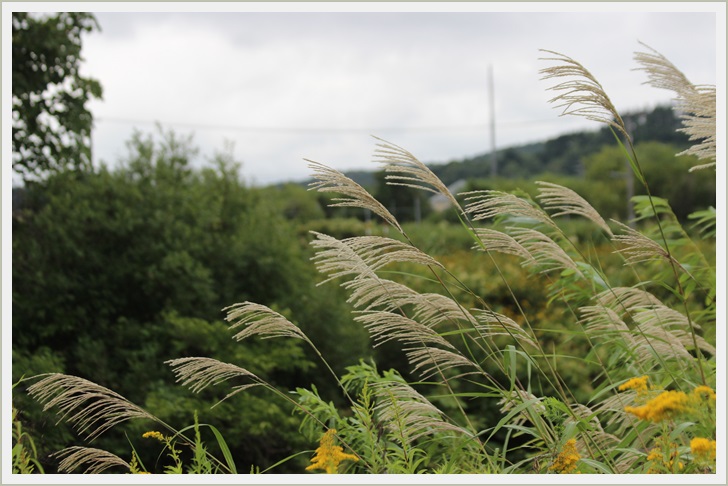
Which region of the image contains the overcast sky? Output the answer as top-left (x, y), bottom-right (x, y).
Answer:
top-left (75, 4), bottom-right (721, 186)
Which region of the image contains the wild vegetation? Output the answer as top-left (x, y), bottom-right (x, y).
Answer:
top-left (11, 42), bottom-right (716, 476)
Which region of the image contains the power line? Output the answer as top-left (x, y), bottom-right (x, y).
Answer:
top-left (94, 116), bottom-right (566, 135)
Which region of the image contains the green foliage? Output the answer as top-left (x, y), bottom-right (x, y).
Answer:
top-left (12, 12), bottom-right (103, 180)
top-left (12, 127), bottom-right (367, 472)
top-left (12, 396), bottom-right (45, 474)
top-left (584, 141), bottom-right (715, 220)
top-left (296, 362), bottom-right (494, 474)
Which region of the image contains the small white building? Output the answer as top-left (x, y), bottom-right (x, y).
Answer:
top-left (429, 179), bottom-right (468, 212)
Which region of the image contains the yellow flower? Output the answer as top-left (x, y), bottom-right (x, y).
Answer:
top-left (690, 437), bottom-right (716, 462)
top-left (619, 376), bottom-right (649, 394)
top-left (142, 431), bottom-right (166, 442)
top-left (646, 443), bottom-right (684, 473)
top-left (646, 448), bottom-right (661, 462)
top-left (624, 390), bottom-right (689, 422)
top-left (692, 385), bottom-right (716, 402)
top-left (306, 429), bottom-right (359, 474)
top-left (549, 438), bottom-right (580, 474)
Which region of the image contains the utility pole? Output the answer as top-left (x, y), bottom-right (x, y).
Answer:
top-left (624, 117), bottom-right (636, 227)
top-left (488, 64), bottom-right (497, 177)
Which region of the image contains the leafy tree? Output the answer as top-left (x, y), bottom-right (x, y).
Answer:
top-left (12, 12), bottom-right (102, 180)
top-left (12, 128), bottom-right (369, 472)
top-left (584, 141), bottom-right (715, 221)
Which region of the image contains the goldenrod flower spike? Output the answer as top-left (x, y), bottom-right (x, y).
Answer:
top-left (624, 390), bottom-right (689, 422)
top-left (618, 376), bottom-right (649, 394)
top-left (691, 437), bottom-right (717, 462)
top-left (306, 429), bottom-right (359, 474)
top-left (142, 431), bottom-right (166, 442)
top-left (549, 438), bottom-right (580, 474)
top-left (692, 385), bottom-right (716, 402)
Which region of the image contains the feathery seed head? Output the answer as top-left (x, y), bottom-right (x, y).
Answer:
top-left (26, 373), bottom-right (157, 441)
top-left (634, 43), bottom-right (716, 169)
top-left (224, 302), bottom-right (308, 342)
top-left (539, 49), bottom-right (628, 140)
top-left (307, 160), bottom-right (403, 232)
top-left (53, 446), bottom-right (132, 474)
top-left (373, 137), bottom-right (464, 214)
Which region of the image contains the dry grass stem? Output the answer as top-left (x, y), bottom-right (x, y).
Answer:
top-left (373, 137), bottom-right (464, 213)
top-left (26, 374), bottom-right (157, 441)
top-left (224, 302), bottom-right (308, 342)
top-left (307, 160), bottom-right (403, 232)
top-left (634, 43), bottom-right (716, 168)
top-left (354, 310), bottom-right (455, 350)
top-left (595, 287), bottom-right (663, 312)
top-left (473, 309), bottom-right (538, 349)
top-left (344, 235), bottom-right (444, 271)
top-left (165, 357), bottom-right (260, 395)
top-left (498, 389), bottom-right (545, 426)
top-left (344, 276), bottom-right (418, 310)
top-left (463, 190), bottom-right (556, 228)
top-left (405, 347), bottom-right (479, 380)
top-left (536, 181), bottom-right (613, 236)
top-left (611, 221), bottom-right (671, 265)
top-left (53, 446), bottom-right (131, 474)
top-left (509, 227), bottom-right (581, 275)
top-left (372, 382), bottom-right (471, 444)
top-left (473, 228), bottom-right (535, 263)
top-left (310, 232), bottom-right (442, 289)
top-left (539, 50), bottom-right (628, 139)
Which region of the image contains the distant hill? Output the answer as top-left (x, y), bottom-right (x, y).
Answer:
top-left (341, 105), bottom-right (688, 189)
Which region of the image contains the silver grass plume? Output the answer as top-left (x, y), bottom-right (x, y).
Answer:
top-left (567, 404), bottom-right (620, 461)
top-left (345, 235), bottom-right (444, 271)
top-left (536, 181), bottom-right (613, 236)
top-left (611, 221), bottom-right (672, 265)
top-left (372, 381), bottom-right (472, 444)
top-left (373, 137), bottom-right (464, 213)
top-left (345, 276), bottom-right (419, 310)
top-left (307, 160), bottom-right (403, 232)
top-left (310, 232), bottom-right (442, 286)
top-left (594, 287), bottom-right (662, 311)
top-left (631, 305), bottom-right (715, 358)
top-left (166, 357), bottom-right (261, 406)
top-left (53, 446), bottom-right (131, 474)
top-left (411, 293), bottom-right (478, 329)
top-left (509, 227), bottom-right (581, 276)
top-left (472, 309), bottom-right (538, 349)
top-left (498, 389), bottom-right (545, 426)
top-left (405, 347), bottom-right (480, 380)
top-left (579, 305), bottom-right (632, 347)
top-left (354, 310), bottom-right (455, 350)
top-left (463, 190), bottom-right (557, 228)
top-left (224, 302), bottom-right (308, 342)
top-left (473, 228), bottom-right (535, 263)
top-left (581, 296), bottom-right (714, 366)
top-left (27, 374), bottom-right (158, 441)
top-left (309, 231), bottom-right (380, 285)
top-left (634, 43), bottom-right (716, 169)
top-left (539, 50), bottom-right (628, 140)
top-left (346, 275), bottom-right (476, 331)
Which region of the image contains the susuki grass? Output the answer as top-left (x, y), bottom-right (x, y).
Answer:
top-left (14, 44), bottom-right (717, 475)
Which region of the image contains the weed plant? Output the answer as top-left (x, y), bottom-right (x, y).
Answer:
top-left (14, 44), bottom-right (717, 475)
